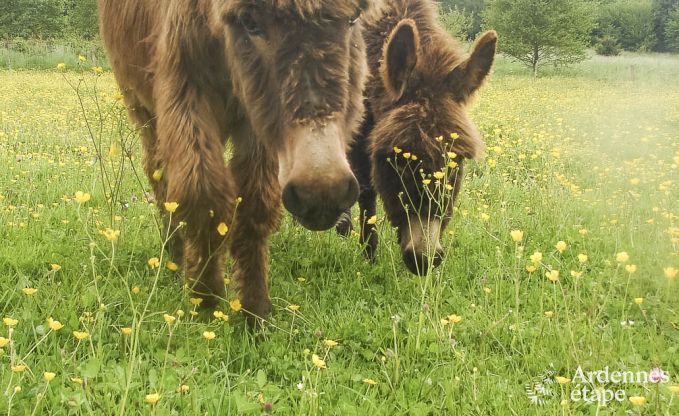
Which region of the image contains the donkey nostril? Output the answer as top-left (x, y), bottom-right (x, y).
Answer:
top-left (432, 248), bottom-right (444, 268)
top-left (282, 183), bottom-right (305, 217)
top-left (338, 175), bottom-right (359, 210)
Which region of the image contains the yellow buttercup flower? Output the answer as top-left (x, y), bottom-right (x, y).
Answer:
top-left (311, 354), bottom-right (326, 369)
top-left (510, 230), bottom-right (524, 242)
top-left (43, 372), bottom-right (56, 382)
top-left (366, 215), bottom-right (377, 225)
top-left (555, 241), bottom-right (567, 253)
top-left (555, 376), bottom-right (571, 385)
top-left (322, 339), bottom-right (339, 347)
top-left (229, 299), bottom-right (242, 312)
top-left (51, 263), bottom-right (61, 271)
top-left (202, 331), bottom-right (216, 340)
top-left (22, 288), bottom-right (37, 296)
top-left (163, 314), bottom-right (176, 324)
top-left (530, 252), bottom-right (543, 263)
top-left (625, 264), bottom-right (637, 273)
top-left (577, 254), bottom-right (588, 263)
top-left (448, 314), bottom-right (463, 324)
top-left (56, 63), bottom-right (66, 70)
top-left (217, 222), bottom-right (229, 236)
top-left (287, 304), bottom-right (300, 311)
top-left (3, 317), bottom-right (18, 327)
top-left (544, 311), bottom-right (554, 318)
top-left (166, 261), bottom-right (178, 271)
top-left (12, 365), bottom-right (27, 373)
top-left (145, 393), bottom-right (161, 405)
top-left (190, 297), bottom-right (203, 306)
top-left (164, 202), bottom-right (179, 213)
top-left (152, 169), bottom-right (163, 181)
top-left (121, 327), bottom-right (133, 335)
top-left (546, 270), bottom-right (560, 283)
top-left (526, 264), bottom-right (537, 273)
top-left (72, 331), bottom-right (89, 341)
top-left (634, 298), bottom-right (644, 305)
top-left (616, 252), bottom-right (629, 263)
top-left (363, 378), bottom-right (378, 385)
top-left (0, 337), bottom-right (9, 348)
top-left (148, 257), bottom-right (160, 269)
top-left (433, 171), bottom-right (445, 180)
top-left (628, 396), bottom-right (646, 406)
top-left (74, 191), bottom-right (91, 204)
top-left (663, 267), bottom-right (677, 280)
top-left (47, 317), bottom-right (64, 331)
top-left (100, 228), bottom-right (120, 242)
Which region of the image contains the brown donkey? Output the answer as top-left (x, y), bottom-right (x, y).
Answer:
top-left (98, 0), bottom-right (378, 322)
top-left (336, 0), bottom-right (497, 275)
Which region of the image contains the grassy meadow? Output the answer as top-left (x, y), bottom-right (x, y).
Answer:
top-left (0, 54), bottom-right (678, 415)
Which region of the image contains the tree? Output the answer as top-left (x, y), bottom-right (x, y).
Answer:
top-left (439, 6), bottom-right (471, 40)
top-left (0, 0), bottom-right (65, 39)
top-left (652, 0), bottom-right (679, 51)
top-left (484, 0), bottom-right (596, 77)
top-left (598, 0), bottom-right (657, 51)
top-left (666, 5), bottom-right (679, 51)
top-left (66, 0), bottom-right (99, 39)
top-left (439, 0), bottom-right (487, 39)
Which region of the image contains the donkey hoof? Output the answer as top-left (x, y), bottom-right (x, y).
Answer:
top-left (335, 212), bottom-right (354, 237)
top-left (243, 298), bottom-right (272, 328)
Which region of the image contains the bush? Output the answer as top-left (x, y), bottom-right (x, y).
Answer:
top-left (439, 6), bottom-right (472, 40)
top-left (666, 6), bottom-right (679, 52)
top-left (598, 0), bottom-right (657, 52)
top-left (595, 36), bottom-right (622, 56)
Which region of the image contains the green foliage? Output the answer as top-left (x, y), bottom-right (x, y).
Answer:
top-left (484, 0), bottom-right (596, 76)
top-left (595, 35), bottom-right (622, 56)
top-left (67, 0), bottom-right (99, 39)
top-left (652, 0), bottom-right (679, 51)
top-left (598, 0), bottom-right (658, 51)
top-left (0, 0), bottom-right (66, 39)
top-left (438, 6), bottom-right (471, 40)
top-left (439, 0), bottom-right (487, 39)
top-left (666, 5), bottom-right (679, 51)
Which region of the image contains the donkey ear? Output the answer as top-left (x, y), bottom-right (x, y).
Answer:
top-left (448, 31), bottom-right (497, 101)
top-left (381, 19), bottom-right (420, 101)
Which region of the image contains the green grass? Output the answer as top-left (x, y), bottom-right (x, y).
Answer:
top-left (0, 53), bottom-right (678, 415)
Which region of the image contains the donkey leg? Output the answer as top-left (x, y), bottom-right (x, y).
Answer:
top-left (155, 101), bottom-right (234, 309)
top-left (125, 99), bottom-right (185, 266)
top-left (229, 129), bottom-right (282, 324)
top-left (347, 117), bottom-right (379, 262)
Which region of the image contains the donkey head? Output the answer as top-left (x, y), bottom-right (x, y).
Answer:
top-left (217, 0), bottom-right (375, 230)
top-left (370, 20), bottom-right (497, 275)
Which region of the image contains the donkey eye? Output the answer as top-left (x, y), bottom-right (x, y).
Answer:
top-left (240, 13), bottom-right (262, 36)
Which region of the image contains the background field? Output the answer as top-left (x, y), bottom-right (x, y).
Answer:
top-left (0, 54), bottom-right (678, 415)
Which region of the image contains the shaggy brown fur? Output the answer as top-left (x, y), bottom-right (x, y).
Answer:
top-left (336, 0), bottom-right (496, 275)
top-left (98, 0), bottom-right (379, 323)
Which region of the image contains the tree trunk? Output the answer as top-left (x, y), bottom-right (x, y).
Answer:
top-left (532, 46), bottom-right (539, 78)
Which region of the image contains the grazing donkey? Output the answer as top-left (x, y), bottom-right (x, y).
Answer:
top-left (336, 0), bottom-right (497, 275)
top-left (98, 0), bottom-right (378, 322)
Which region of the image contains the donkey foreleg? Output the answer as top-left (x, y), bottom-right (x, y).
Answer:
top-left (229, 133), bottom-right (282, 325)
top-left (156, 89), bottom-right (234, 308)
